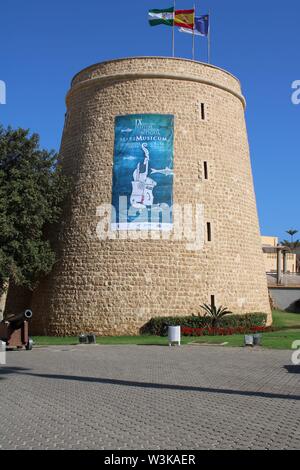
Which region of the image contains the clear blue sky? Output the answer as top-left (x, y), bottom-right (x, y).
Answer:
top-left (0, 0), bottom-right (299, 241)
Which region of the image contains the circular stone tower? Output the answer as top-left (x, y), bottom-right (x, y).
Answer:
top-left (30, 57), bottom-right (271, 335)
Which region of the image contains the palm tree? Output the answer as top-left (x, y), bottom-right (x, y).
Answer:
top-left (281, 239), bottom-right (300, 249)
top-left (286, 229), bottom-right (298, 244)
top-left (200, 304), bottom-right (232, 329)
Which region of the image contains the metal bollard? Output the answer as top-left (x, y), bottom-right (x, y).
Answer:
top-left (78, 334), bottom-right (88, 344)
top-left (87, 334), bottom-right (96, 344)
top-left (253, 333), bottom-right (262, 346)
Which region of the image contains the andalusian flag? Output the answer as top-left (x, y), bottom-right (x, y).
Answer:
top-left (148, 7), bottom-right (174, 27)
top-left (174, 9), bottom-right (195, 30)
top-left (148, 8), bottom-right (195, 29)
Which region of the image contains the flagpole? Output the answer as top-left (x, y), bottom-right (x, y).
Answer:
top-left (172, 0), bottom-right (176, 57)
top-left (208, 10), bottom-right (211, 64)
top-left (192, 3), bottom-right (195, 60)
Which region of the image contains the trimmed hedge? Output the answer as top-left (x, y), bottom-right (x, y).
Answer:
top-left (141, 313), bottom-right (268, 336)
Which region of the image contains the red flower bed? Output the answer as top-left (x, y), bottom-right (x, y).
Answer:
top-left (181, 325), bottom-right (268, 337)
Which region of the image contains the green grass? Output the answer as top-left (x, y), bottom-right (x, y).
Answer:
top-left (32, 336), bottom-right (79, 346)
top-left (272, 309), bottom-right (300, 329)
top-left (184, 310), bottom-right (300, 349)
top-left (189, 329), bottom-right (300, 350)
top-left (32, 335), bottom-right (193, 346)
top-left (32, 310), bottom-right (300, 350)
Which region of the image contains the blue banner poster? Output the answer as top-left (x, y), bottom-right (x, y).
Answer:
top-left (111, 114), bottom-right (174, 231)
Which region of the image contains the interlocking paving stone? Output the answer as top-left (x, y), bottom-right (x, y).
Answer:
top-left (0, 345), bottom-right (299, 450)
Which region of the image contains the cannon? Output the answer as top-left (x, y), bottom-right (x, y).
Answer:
top-left (0, 309), bottom-right (33, 350)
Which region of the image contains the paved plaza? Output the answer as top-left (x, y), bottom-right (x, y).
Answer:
top-left (0, 344), bottom-right (299, 450)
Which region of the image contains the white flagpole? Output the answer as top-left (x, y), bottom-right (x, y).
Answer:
top-left (208, 11), bottom-right (211, 64)
top-left (192, 3), bottom-right (195, 60)
top-left (172, 0), bottom-right (176, 57)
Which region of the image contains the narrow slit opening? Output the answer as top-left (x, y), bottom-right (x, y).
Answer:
top-left (201, 103), bottom-right (205, 120)
top-left (204, 161), bottom-right (208, 180)
top-left (207, 222), bottom-right (212, 242)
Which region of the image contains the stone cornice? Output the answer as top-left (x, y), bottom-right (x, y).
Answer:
top-left (66, 71), bottom-right (246, 109)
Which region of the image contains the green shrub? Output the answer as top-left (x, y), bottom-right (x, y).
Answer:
top-left (141, 313), bottom-right (268, 336)
top-left (200, 304), bottom-right (232, 328)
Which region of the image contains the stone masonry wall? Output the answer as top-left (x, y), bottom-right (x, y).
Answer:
top-left (29, 57), bottom-right (271, 335)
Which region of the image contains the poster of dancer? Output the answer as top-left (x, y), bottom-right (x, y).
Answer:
top-left (111, 114), bottom-right (174, 231)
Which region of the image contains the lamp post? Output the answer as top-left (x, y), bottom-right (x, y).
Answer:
top-left (277, 247), bottom-right (283, 285)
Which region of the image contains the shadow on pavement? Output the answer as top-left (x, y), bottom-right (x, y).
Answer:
top-left (0, 366), bottom-right (30, 380)
top-left (16, 371), bottom-right (300, 401)
top-left (284, 365), bottom-right (300, 374)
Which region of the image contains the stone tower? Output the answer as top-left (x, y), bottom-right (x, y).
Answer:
top-left (29, 57), bottom-right (271, 335)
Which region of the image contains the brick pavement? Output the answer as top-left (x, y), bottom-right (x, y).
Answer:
top-left (0, 345), bottom-right (299, 450)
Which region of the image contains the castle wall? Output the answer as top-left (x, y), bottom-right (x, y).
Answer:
top-left (30, 57), bottom-right (271, 335)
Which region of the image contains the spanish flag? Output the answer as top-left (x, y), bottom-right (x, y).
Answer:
top-left (174, 9), bottom-right (195, 30)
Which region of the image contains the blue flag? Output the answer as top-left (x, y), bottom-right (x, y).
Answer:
top-left (195, 15), bottom-right (209, 36)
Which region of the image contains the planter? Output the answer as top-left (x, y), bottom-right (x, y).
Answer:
top-left (79, 334), bottom-right (88, 344)
top-left (168, 326), bottom-right (181, 346)
top-left (87, 334), bottom-right (96, 344)
top-left (253, 333), bottom-right (262, 346)
top-left (244, 335), bottom-right (254, 347)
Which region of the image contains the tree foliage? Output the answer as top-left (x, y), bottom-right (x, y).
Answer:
top-left (0, 126), bottom-right (70, 291)
top-left (280, 240), bottom-right (300, 250)
top-left (200, 304), bottom-right (232, 328)
top-left (281, 229), bottom-right (300, 250)
top-left (286, 229), bottom-right (298, 239)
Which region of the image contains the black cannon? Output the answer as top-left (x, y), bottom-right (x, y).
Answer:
top-left (0, 309), bottom-right (33, 350)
